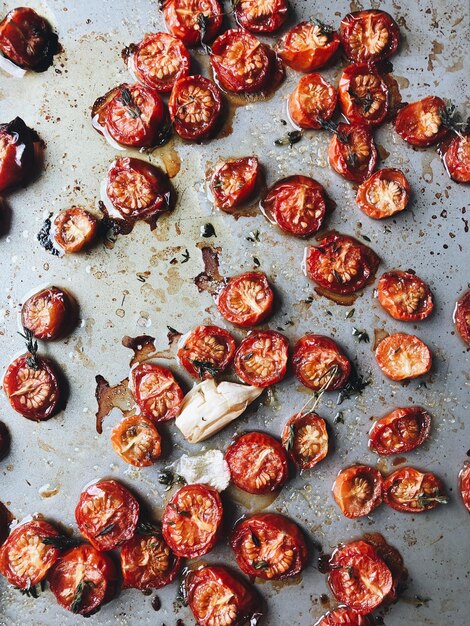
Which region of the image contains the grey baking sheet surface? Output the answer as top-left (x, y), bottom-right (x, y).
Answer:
top-left (0, 0), bottom-right (469, 625)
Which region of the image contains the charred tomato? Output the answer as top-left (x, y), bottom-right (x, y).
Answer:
top-left (288, 73), bottom-right (337, 130)
top-left (282, 412), bottom-right (328, 471)
top-left (53, 208), bottom-right (99, 253)
top-left (369, 407), bottom-right (432, 456)
top-left (454, 290), bottom-right (470, 345)
top-left (439, 133), bottom-right (470, 184)
top-left (169, 75), bottom-right (222, 140)
top-left (356, 169), bottom-right (411, 219)
top-left (332, 465), bottom-right (383, 518)
top-left (339, 10), bottom-right (400, 63)
top-left (292, 334), bottom-right (351, 391)
top-left (21, 286), bottom-right (76, 341)
top-left (382, 467), bottom-right (448, 513)
top-left (129, 362), bottom-right (183, 422)
top-left (111, 415), bottom-right (161, 467)
top-left (216, 271), bottom-right (274, 327)
top-left (375, 333), bottom-right (432, 381)
top-left (328, 123), bottom-right (378, 183)
top-left (209, 156), bottom-right (260, 211)
top-left (459, 462), bottom-right (470, 512)
top-left (314, 607), bottom-right (373, 626)
top-left (163, 0), bottom-right (223, 48)
top-left (0, 117), bottom-right (36, 192)
top-left (234, 330), bottom-right (289, 388)
top-left (178, 325), bottom-right (236, 379)
top-left (339, 63), bottom-right (392, 127)
top-left (395, 96), bottom-right (449, 147)
top-left (377, 270), bottom-right (433, 321)
top-left (0, 7), bottom-right (57, 70)
top-left (276, 19), bottom-right (340, 72)
top-left (235, 0), bottom-right (288, 33)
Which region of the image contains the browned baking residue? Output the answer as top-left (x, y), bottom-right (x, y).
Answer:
top-left (194, 244), bottom-right (224, 295)
top-left (95, 375), bottom-right (133, 434)
top-left (373, 328), bottom-right (389, 350)
top-left (157, 142), bottom-right (181, 178)
top-left (314, 286), bottom-right (358, 306)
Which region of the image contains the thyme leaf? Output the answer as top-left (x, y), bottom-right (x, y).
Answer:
top-left (417, 492), bottom-right (449, 507)
top-left (95, 523), bottom-right (115, 537)
top-left (18, 328), bottom-right (39, 370)
top-left (42, 535), bottom-right (79, 550)
top-left (191, 359), bottom-right (220, 378)
top-left (181, 249), bottom-right (190, 263)
top-left (351, 327), bottom-right (370, 343)
top-left (71, 580), bottom-right (94, 614)
top-left (197, 13), bottom-right (212, 54)
top-left (284, 423), bottom-right (295, 451)
top-left (253, 560), bottom-right (269, 570)
top-left (137, 520), bottom-right (162, 535)
top-left (250, 528), bottom-right (261, 548)
top-left (117, 87), bottom-right (142, 119)
top-left (274, 130), bottom-right (303, 147)
top-left (336, 367), bottom-right (371, 405)
top-left (348, 87), bottom-right (374, 113)
top-left (310, 17), bottom-right (335, 35)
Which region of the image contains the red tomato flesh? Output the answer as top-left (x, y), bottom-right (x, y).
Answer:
top-left (383, 467), bottom-right (447, 512)
top-left (234, 330), bottom-right (289, 387)
top-left (375, 333), bottom-right (432, 381)
top-left (129, 362), bottom-right (183, 422)
top-left (282, 412), bottom-right (328, 470)
top-left (276, 20), bottom-right (340, 72)
top-left (332, 465), bottom-right (383, 518)
top-left (356, 169), bottom-right (411, 219)
top-left (178, 325), bottom-right (236, 379)
top-left (369, 407), bottom-right (432, 456)
top-left (339, 10), bottom-right (400, 63)
top-left (209, 156), bottom-right (260, 211)
top-left (292, 334), bottom-right (351, 391)
top-left (216, 271), bottom-right (274, 327)
top-left (377, 270), bottom-right (433, 320)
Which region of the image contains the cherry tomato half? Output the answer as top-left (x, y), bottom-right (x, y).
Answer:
top-left (231, 513), bottom-right (307, 580)
top-left (362, 532), bottom-right (407, 605)
top-left (225, 432), bottom-right (289, 494)
top-left (235, 0), bottom-right (288, 33)
top-left (216, 271), bottom-right (274, 327)
top-left (0, 117), bottom-right (36, 193)
top-left (49, 544), bottom-right (117, 616)
top-left (288, 73), bottom-right (337, 130)
top-left (377, 270), bottom-right (433, 321)
top-left (454, 290), bottom-right (470, 346)
top-left (293, 334), bottom-right (351, 392)
top-left (178, 325), bottom-right (236, 379)
top-left (395, 96), bottom-right (449, 147)
top-left (0, 520), bottom-right (61, 589)
top-left (75, 479), bottom-right (139, 551)
top-left (314, 607), bottom-right (373, 626)
top-left (459, 462), bottom-right (470, 513)
top-left (282, 412), bottom-right (328, 471)
top-left (339, 63), bottom-right (392, 127)
top-left (328, 123), bottom-right (378, 183)
top-left (369, 407), bottom-right (432, 456)
top-left (111, 415), bottom-right (161, 467)
top-left (125, 32), bottom-right (190, 93)
top-left (169, 75), bottom-right (223, 140)
top-left (162, 484), bottom-right (223, 558)
top-left (129, 362), bottom-right (183, 422)
top-left (375, 333), bottom-right (432, 381)
top-left (21, 286), bottom-right (76, 341)
top-left (382, 467), bottom-right (448, 513)
top-left (328, 540), bottom-right (393, 614)
top-left (163, 0), bottom-right (223, 47)
top-left (53, 208), bottom-right (99, 253)
top-left (0, 7), bottom-right (57, 70)
top-left (356, 169), bottom-right (411, 219)
top-left (439, 133), bottom-right (470, 184)
top-left (209, 156), bottom-right (260, 211)
top-left (276, 20), bottom-right (340, 72)
top-left (332, 465), bottom-right (383, 518)
top-left (187, 565), bottom-right (261, 626)
top-left (339, 10), bottom-right (400, 63)
top-left (234, 331), bottom-right (289, 387)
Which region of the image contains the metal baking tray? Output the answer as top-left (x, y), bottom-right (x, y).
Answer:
top-left (0, 0), bottom-right (468, 624)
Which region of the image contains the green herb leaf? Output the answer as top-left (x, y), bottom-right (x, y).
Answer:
top-left (274, 130), bottom-right (303, 147)
top-left (351, 327), bottom-right (370, 343)
top-left (181, 249), bottom-right (190, 263)
top-left (310, 17), bottom-right (335, 35)
top-left (137, 520), bottom-right (162, 535)
top-left (346, 308), bottom-right (355, 319)
top-left (253, 560), bottom-right (269, 570)
top-left (18, 328), bottom-right (40, 369)
top-left (95, 523), bottom-right (115, 537)
top-left (42, 535), bottom-right (79, 550)
top-left (197, 13), bottom-right (212, 54)
top-left (250, 528), bottom-right (261, 548)
top-left (334, 411), bottom-right (344, 424)
top-left (201, 223), bottom-right (216, 238)
top-left (284, 423), bottom-right (295, 451)
top-left (417, 492), bottom-right (449, 507)
top-left (191, 359), bottom-right (220, 378)
top-left (246, 230), bottom-right (260, 243)
top-left (336, 368), bottom-right (371, 405)
top-left (71, 580), bottom-right (94, 614)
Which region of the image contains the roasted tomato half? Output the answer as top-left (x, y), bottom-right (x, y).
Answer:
top-left (362, 532), bottom-right (407, 605)
top-left (356, 169), bottom-right (411, 219)
top-left (454, 290), bottom-right (470, 345)
top-left (3, 354), bottom-right (60, 421)
top-left (459, 462), bottom-right (470, 512)
top-left (369, 407), bottom-right (432, 456)
top-left (105, 157), bottom-right (172, 221)
top-left (225, 432), bottom-right (289, 494)
top-left (53, 208), bottom-right (99, 253)
top-left (49, 544), bottom-right (117, 616)
top-left (339, 63), bottom-right (393, 127)
top-left (163, 0), bottom-right (223, 47)
top-left (383, 467), bottom-right (448, 513)
top-left (0, 7), bottom-right (57, 70)
top-left (314, 607), bottom-right (373, 626)
top-left (235, 0), bottom-right (288, 33)
top-left (288, 73), bottom-right (337, 130)
top-left (125, 32), bottom-right (190, 92)
top-left (395, 96), bottom-right (449, 147)
top-left (169, 75), bottom-right (222, 140)
top-left (121, 529), bottom-right (181, 590)
top-left (75, 479), bottom-right (139, 551)
top-left (234, 330), bottom-right (289, 387)
top-left (292, 334), bottom-right (351, 392)
top-left (162, 484), bottom-right (223, 558)
top-left (21, 286), bottom-right (76, 341)
top-left (0, 117), bottom-right (36, 192)
top-left (209, 156), bottom-right (260, 211)
top-left (276, 19), bottom-right (340, 72)
top-left (375, 333), bottom-right (432, 381)
top-left (178, 325), bottom-right (236, 379)
top-left (439, 133), bottom-right (470, 184)
top-left (0, 520), bottom-right (61, 589)
top-left (111, 415), bottom-right (161, 467)
top-left (305, 232), bottom-right (380, 295)
top-left (332, 465), bottom-right (383, 518)
top-left (328, 540), bottom-right (392, 614)
top-left (129, 362), bottom-right (183, 422)
top-left (261, 175), bottom-right (327, 237)
top-left (377, 270), bottom-right (433, 321)
top-left (282, 412), bottom-right (328, 471)
top-left (328, 123), bottom-right (378, 183)
top-left (216, 271), bottom-right (274, 327)
top-left (187, 565), bottom-right (261, 626)
top-left (339, 10), bottom-right (400, 63)
top-left (231, 513), bottom-right (307, 580)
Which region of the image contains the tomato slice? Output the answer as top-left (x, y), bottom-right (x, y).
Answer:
top-left (0, 520), bottom-right (61, 589)
top-left (356, 169), bottom-right (411, 219)
top-left (292, 334), bottom-right (351, 391)
top-left (129, 362), bottom-right (183, 422)
top-left (187, 565), bottom-right (261, 626)
top-left (209, 156), bottom-right (260, 211)
top-left (377, 270), bottom-right (433, 320)
top-left (234, 331), bottom-right (289, 387)
top-left (282, 412), bottom-right (328, 471)
top-left (231, 513), bottom-right (307, 580)
top-left (49, 544), bottom-right (117, 616)
top-left (21, 286), bottom-right (76, 341)
top-left (328, 123), bottom-right (378, 183)
top-left (459, 462), bottom-right (470, 512)
top-left (111, 415), bottom-right (161, 467)
top-left (369, 407), bottom-right (432, 456)
top-left (234, 0), bottom-right (288, 33)
top-left (276, 19), bottom-right (340, 72)
top-left (0, 117), bottom-right (35, 192)
top-left (339, 10), bottom-right (400, 63)
top-left (288, 74), bottom-right (337, 130)
top-left (125, 32), bottom-right (190, 92)
top-left (382, 467), bottom-right (448, 512)
top-left (314, 607), bottom-right (373, 626)
top-left (162, 484), bottom-right (223, 558)
top-left (0, 7), bottom-right (57, 70)
top-left (53, 208), bottom-right (99, 253)
top-left (375, 333), bottom-right (432, 381)
top-left (225, 432), bottom-right (289, 494)
top-left (305, 232), bottom-right (380, 295)
top-left (261, 175), bottom-right (327, 237)
top-left (395, 96), bottom-right (449, 147)
top-left (339, 63), bottom-right (392, 126)
top-left (439, 133), bottom-right (470, 183)
top-left (163, 0), bottom-right (223, 47)
top-left (333, 465), bottom-right (383, 518)
top-left (454, 290), bottom-right (470, 345)
top-left (178, 325), bottom-right (236, 379)
top-left (121, 528), bottom-right (181, 590)
top-left (75, 480), bottom-right (139, 551)
top-left (216, 271), bottom-right (274, 327)
top-left (328, 540), bottom-right (393, 614)
top-left (169, 75), bottom-right (222, 140)
top-left (3, 354), bottom-right (60, 421)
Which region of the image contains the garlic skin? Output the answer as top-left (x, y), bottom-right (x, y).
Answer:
top-left (174, 450), bottom-right (230, 491)
top-left (175, 379), bottom-right (263, 443)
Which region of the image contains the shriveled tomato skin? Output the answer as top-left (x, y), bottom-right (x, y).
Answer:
top-left (231, 513), bottom-right (307, 580)
top-left (328, 123), bottom-right (378, 183)
top-left (225, 432), bottom-right (289, 494)
top-left (339, 10), bottom-right (400, 63)
top-left (314, 607), bottom-right (373, 626)
top-left (21, 286), bottom-right (76, 341)
top-left (129, 362), bottom-right (183, 422)
top-left (169, 75), bottom-right (222, 140)
top-left (235, 0), bottom-right (288, 33)
top-left (339, 63), bottom-right (391, 127)
top-left (369, 407), bottom-right (432, 456)
top-left (459, 462), bottom-right (470, 512)
top-left (332, 465), bottom-right (383, 518)
top-left (288, 73), bottom-right (337, 130)
top-left (356, 169), bottom-right (411, 219)
top-left (292, 334), bottom-right (351, 392)
top-left (0, 520), bottom-right (61, 588)
top-left (53, 208), bottom-right (99, 253)
top-left (234, 330), bottom-right (289, 387)
top-left (382, 467), bottom-right (447, 513)
top-left (377, 270), bottom-right (433, 321)
top-left (163, 0), bottom-right (223, 47)
top-left (121, 531), bottom-right (181, 590)
top-left (281, 412), bottom-right (328, 470)
top-left (0, 118), bottom-right (36, 192)
top-left (375, 333), bottom-right (432, 381)
top-left (0, 7), bottom-right (57, 70)
top-left (178, 325), bottom-right (236, 379)
top-left (111, 415), bottom-right (161, 467)
top-left (276, 20), bottom-right (340, 72)
top-left (439, 133), bottom-right (470, 184)
top-left (454, 290), bottom-right (470, 346)
top-left (209, 157), bottom-right (260, 211)
top-left (216, 271), bottom-right (274, 327)
top-left (395, 96), bottom-right (448, 147)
